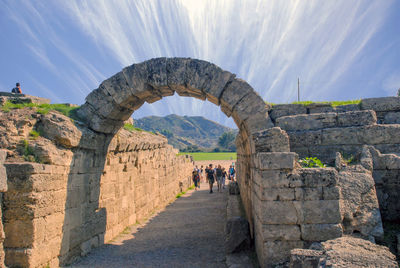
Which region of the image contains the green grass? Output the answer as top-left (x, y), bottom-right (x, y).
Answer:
top-left (1, 101), bottom-right (79, 118)
top-left (266, 100), bottom-right (361, 107)
top-left (123, 123), bottom-right (143, 132)
top-left (178, 152), bottom-right (237, 161)
top-left (291, 100), bottom-right (361, 107)
top-left (29, 130), bottom-right (40, 139)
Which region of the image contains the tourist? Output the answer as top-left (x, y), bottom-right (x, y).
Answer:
top-left (229, 165), bottom-right (236, 181)
top-left (192, 168), bottom-right (200, 190)
top-left (195, 165), bottom-right (200, 189)
top-left (222, 167), bottom-right (227, 189)
top-left (205, 164), bottom-right (215, 193)
top-left (215, 165), bottom-right (223, 193)
top-left (200, 165), bottom-right (204, 183)
top-left (11, 82), bottom-right (22, 94)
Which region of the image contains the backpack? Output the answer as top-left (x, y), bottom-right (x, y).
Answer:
top-left (216, 168), bottom-right (222, 177)
top-left (11, 87), bottom-right (17, 93)
top-left (206, 168), bottom-right (214, 179)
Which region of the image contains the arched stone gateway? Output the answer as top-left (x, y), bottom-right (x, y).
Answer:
top-left (74, 58), bottom-right (387, 266)
top-left (77, 57), bottom-right (272, 136)
top-left (76, 57), bottom-right (291, 265)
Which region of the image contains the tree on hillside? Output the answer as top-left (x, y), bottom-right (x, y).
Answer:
top-left (218, 132), bottom-right (236, 152)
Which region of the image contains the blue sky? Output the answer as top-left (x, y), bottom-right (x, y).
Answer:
top-left (1, 0), bottom-right (399, 128)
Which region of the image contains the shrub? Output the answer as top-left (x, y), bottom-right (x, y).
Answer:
top-left (299, 157), bottom-right (326, 168)
top-left (29, 130), bottom-right (40, 140)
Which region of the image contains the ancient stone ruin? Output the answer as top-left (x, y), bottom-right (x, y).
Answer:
top-left (0, 57), bottom-right (399, 267)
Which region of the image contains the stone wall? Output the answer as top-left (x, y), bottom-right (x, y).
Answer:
top-left (0, 109), bottom-right (193, 267)
top-left (268, 97), bottom-right (400, 224)
top-left (269, 97), bottom-right (400, 165)
top-left (0, 150), bottom-right (7, 268)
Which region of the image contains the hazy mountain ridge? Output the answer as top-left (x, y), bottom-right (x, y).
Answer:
top-left (134, 114), bottom-right (237, 150)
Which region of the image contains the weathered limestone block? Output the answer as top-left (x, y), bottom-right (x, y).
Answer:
top-left (289, 237), bottom-right (398, 268)
top-left (0, 92), bottom-right (50, 105)
top-left (361, 96), bottom-right (400, 112)
top-left (300, 224), bottom-right (343, 241)
top-left (262, 240), bottom-right (304, 266)
top-left (228, 181), bottom-right (240, 195)
top-left (287, 129), bottom-right (322, 147)
top-left (384, 111), bottom-right (400, 124)
top-left (337, 110), bottom-right (377, 127)
top-left (321, 127), bottom-right (360, 145)
top-left (220, 78), bottom-right (253, 112)
top-left (253, 196), bottom-right (298, 224)
top-left (0, 150), bottom-right (7, 192)
top-left (231, 91), bottom-right (266, 123)
top-left (255, 152), bottom-right (297, 170)
top-left (334, 104), bottom-right (360, 113)
top-left (289, 248), bottom-right (323, 268)
top-left (369, 145), bottom-right (400, 170)
top-left (321, 236), bottom-right (398, 267)
top-left (297, 168), bottom-right (338, 188)
top-left (37, 111), bottom-right (82, 148)
top-left (257, 222), bottom-right (301, 241)
top-left (307, 103), bottom-right (335, 114)
top-left (269, 104), bottom-right (307, 121)
top-left (294, 200), bottom-right (342, 224)
top-left (252, 127), bottom-right (290, 153)
top-left (276, 112), bottom-right (337, 131)
top-left (338, 167), bottom-right (384, 239)
top-left (225, 195), bottom-right (251, 253)
top-left (242, 111), bottom-right (274, 135)
top-left (359, 124), bottom-right (400, 145)
top-left (185, 59), bottom-right (234, 105)
top-left (252, 169), bottom-right (293, 188)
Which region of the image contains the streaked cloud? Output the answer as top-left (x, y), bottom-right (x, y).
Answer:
top-left (1, 0), bottom-right (398, 128)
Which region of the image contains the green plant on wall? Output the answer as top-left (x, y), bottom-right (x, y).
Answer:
top-left (299, 157), bottom-right (326, 168)
top-left (18, 139), bottom-right (40, 163)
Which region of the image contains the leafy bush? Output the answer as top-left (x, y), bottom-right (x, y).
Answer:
top-left (218, 131), bottom-right (236, 152)
top-left (299, 157), bottom-right (326, 168)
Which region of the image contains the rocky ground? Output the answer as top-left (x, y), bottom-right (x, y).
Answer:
top-left (67, 182), bottom-right (228, 268)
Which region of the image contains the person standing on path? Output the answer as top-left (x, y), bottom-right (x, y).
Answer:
top-left (229, 165), bottom-right (236, 181)
top-left (192, 168), bottom-right (200, 190)
top-left (221, 168), bottom-right (227, 189)
top-left (206, 164), bottom-right (215, 193)
top-left (215, 165), bottom-right (223, 193)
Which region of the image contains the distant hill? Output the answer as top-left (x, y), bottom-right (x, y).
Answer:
top-left (134, 114), bottom-right (237, 151)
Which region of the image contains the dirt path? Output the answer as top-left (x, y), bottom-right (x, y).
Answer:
top-left (68, 182), bottom-right (228, 268)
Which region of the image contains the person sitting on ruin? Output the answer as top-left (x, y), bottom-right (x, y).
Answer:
top-left (11, 82), bottom-right (22, 94)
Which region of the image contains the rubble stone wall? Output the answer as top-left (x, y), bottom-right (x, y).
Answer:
top-left (2, 126), bottom-right (193, 267)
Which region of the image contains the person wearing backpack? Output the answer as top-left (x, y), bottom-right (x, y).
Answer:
top-left (205, 164), bottom-right (215, 193)
top-left (229, 165), bottom-right (236, 181)
top-left (215, 165), bottom-right (223, 193)
top-left (11, 82), bottom-right (22, 94)
top-left (192, 168), bottom-right (200, 190)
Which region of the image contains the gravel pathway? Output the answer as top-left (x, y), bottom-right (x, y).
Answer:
top-left (69, 182), bottom-right (228, 268)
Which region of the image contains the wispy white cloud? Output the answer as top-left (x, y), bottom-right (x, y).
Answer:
top-left (2, 0), bottom-right (397, 128)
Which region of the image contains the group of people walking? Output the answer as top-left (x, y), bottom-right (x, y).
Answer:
top-left (192, 164), bottom-right (236, 193)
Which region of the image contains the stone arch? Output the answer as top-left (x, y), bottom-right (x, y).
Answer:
top-left (76, 57), bottom-right (284, 242)
top-left (77, 57), bottom-right (271, 138)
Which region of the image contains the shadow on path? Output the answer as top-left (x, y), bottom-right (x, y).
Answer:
top-left (68, 183), bottom-right (228, 268)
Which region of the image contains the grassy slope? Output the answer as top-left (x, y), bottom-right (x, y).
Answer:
top-left (178, 152), bottom-right (237, 161)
